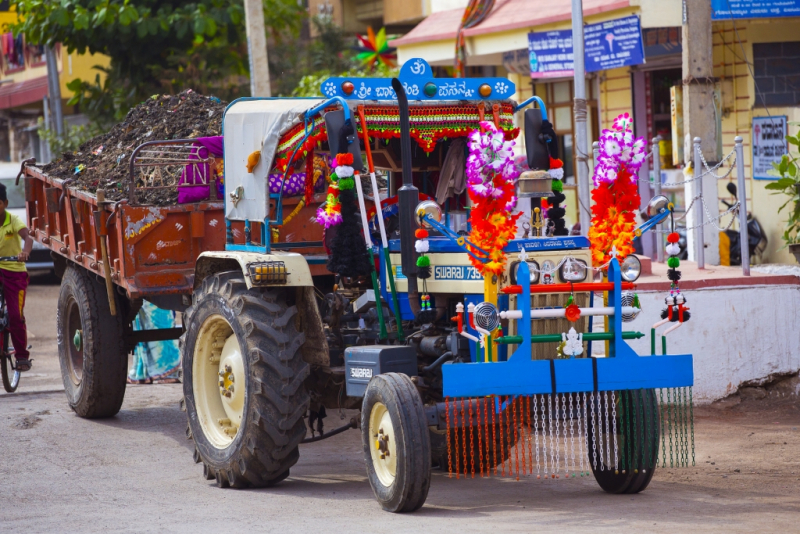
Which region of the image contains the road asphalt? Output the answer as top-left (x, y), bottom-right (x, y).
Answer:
top-left (1, 276), bottom-right (798, 533)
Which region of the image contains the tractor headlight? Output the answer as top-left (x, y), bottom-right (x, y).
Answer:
top-left (248, 261), bottom-right (288, 285)
top-left (620, 255), bottom-right (642, 282)
top-left (559, 258), bottom-right (587, 282)
top-left (510, 260), bottom-right (540, 285)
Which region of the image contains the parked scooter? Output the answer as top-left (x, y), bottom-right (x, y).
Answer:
top-left (719, 182), bottom-right (767, 265)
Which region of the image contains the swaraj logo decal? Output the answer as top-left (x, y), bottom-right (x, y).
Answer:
top-left (350, 367), bottom-right (373, 379)
top-left (434, 265), bottom-right (484, 281)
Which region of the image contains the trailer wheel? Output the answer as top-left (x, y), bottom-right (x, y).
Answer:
top-left (57, 266), bottom-right (127, 418)
top-left (362, 373), bottom-right (431, 513)
top-left (588, 389), bottom-right (659, 494)
top-left (182, 271), bottom-right (310, 488)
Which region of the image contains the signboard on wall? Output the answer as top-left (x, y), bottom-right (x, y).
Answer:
top-left (502, 49), bottom-right (531, 76)
top-left (528, 16), bottom-right (645, 78)
top-left (584, 15), bottom-right (645, 73)
top-left (711, 0), bottom-right (800, 19)
top-left (752, 116), bottom-right (788, 180)
top-left (643, 27), bottom-right (682, 58)
top-left (527, 29), bottom-right (574, 79)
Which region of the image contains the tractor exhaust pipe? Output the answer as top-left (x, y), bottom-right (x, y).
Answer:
top-left (391, 78), bottom-right (421, 316)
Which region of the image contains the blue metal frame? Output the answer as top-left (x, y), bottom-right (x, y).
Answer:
top-left (321, 58), bottom-right (516, 101)
top-left (514, 96), bottom-right (549, 119)
top-left (633, 207), bottom-right (672, 241)
top-left (441, 258), bottom-right (694, 398)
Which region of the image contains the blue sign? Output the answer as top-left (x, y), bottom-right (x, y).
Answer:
top-left (712, 0), bottom-right (800, 19)
top-left (584, 15), bottom-right (645, 73)
top-left (528, 16), bottom-right (645, 78)
top-left (527, 29), bottom-right (574, 79)
top-left (321, 58), bottom-right (515, 101)
top-left (506, 236), bottom-right (590, 252)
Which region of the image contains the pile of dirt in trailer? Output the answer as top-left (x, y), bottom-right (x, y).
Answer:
top-left (42, 90), bottom-right (226, 205)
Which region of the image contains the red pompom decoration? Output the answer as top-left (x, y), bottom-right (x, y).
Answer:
top-left (415, 228), bottom-right (429, 239)
top-left (549, 156), bottom-right (564, 169)
top-left (667, 232), bottom-right (680, 244)
top-left (336, 153), bottom-right (354, 166)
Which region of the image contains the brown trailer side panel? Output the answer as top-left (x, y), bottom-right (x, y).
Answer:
top-left (24, 166), bottom-right (225, 300)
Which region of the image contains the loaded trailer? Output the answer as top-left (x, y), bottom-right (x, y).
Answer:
top-left (23, 59), bottom-right (694, 512)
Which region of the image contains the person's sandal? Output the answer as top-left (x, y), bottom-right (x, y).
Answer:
top-left (15, 358), bottom-right (32, 372)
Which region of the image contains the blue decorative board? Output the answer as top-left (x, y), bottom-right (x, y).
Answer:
top-left (321, 58), bottom-right (515, 101)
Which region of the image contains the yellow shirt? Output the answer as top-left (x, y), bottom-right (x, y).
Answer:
top-left (0, 212), bottom-right (27, 272)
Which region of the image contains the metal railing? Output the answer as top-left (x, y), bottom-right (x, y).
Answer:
top-left (128, 139), bottom-right (219, 206)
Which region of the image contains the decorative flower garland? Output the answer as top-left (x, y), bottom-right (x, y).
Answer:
top-left (272, 104), bottom-right (519, 169)
top-left (466, 121), bottom-right (522, 276)
top-left (588, 113), bottom-right (646, 266)
top-left (314, 154), bottom-right (354, 228)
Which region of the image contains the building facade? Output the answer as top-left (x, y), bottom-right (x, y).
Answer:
top-left (0, 6), bottom-right (109, 163)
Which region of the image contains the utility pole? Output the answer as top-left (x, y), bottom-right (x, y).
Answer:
top-left (244, 0), bottom-right (272, 97)
top-left (682, 0), bottom-right (719, 265)
top-left (45, 46), bottom-right (63, 137)
top-left (571, 0), bottom-right (591, 236)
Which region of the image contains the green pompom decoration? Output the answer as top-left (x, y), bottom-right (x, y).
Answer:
top-left (338, 177), bottom-right (355, 190)
top-left (416, 255), bottom-right (430, 268)
top-left (667, 256), bottom-right (680, 268)
top-left (551, 180), bottom-right (564, 193)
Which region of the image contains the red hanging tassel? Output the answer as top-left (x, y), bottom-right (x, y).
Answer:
top-left (477, 397), bottom-right (485, 477)
top-left (453, 397), bottom-right (460, 479)
top-left (461, 399), bottom-right (468, 477)
top-left (304, 148), bottom-right (315, 205)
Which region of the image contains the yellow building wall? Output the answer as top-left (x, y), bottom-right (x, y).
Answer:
top-left (0, 9), bottom-right (110, 101)
top-left (599, 66), bottom-right (632, 131)
top-left (713, 19), bottom-right (800, 264)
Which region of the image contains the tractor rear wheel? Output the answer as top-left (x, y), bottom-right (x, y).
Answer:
top-left (57, 266), bottom-right (127, 418)
top-left (182, 271), bottom-right (310, 488)
top-left (588, 389), bottom-right (659, 494)
top-left (362, 373), bottom-right (431, 513)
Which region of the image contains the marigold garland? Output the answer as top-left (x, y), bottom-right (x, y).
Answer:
top-left (589, 113), bottom-right (644, 266)
top-left (466, 121), bottom-right (522, 276)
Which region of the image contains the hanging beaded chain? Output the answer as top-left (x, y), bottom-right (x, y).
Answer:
top-left (581, 392), bottom-right (589, 476)
top-left (591, 392), bottom-right (598, 470)
top-left (548, 394), bottom-right (556, 478)
top-left (534, 395), bottom-right (541, 479)
top-left (568, 393), bottom-right (576, 478)
top-left (611, 391), bottom-right (619, 473)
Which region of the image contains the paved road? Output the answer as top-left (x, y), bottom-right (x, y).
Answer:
top-left (1, 279), bottom-right (799, 533)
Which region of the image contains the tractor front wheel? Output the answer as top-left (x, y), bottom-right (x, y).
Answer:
top-left (361, 373), bottom-right (431, 513)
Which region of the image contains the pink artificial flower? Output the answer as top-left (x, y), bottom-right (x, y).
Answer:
top-left (613, 113), bottom-right (633, 131)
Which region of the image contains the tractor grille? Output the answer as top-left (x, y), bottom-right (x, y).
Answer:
top-left (529, 292), bottom-right (589, 360)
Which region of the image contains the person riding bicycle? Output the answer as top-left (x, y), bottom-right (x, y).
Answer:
top-left (0, 183), bottom-right (33, 371)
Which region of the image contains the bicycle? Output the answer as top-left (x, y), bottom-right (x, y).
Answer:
top-left (0, 256), bottom-right (25, 393)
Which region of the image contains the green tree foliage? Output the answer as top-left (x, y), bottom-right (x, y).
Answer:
top-left (12, 0), bottom-right (303, 123)
top-left (276, 17), bottom-right (398, 98)
top-left (765, 125), bottom-right (800, 246)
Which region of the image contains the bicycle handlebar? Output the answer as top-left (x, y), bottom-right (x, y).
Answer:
top-left (0, 256), bottom-right (21, 262)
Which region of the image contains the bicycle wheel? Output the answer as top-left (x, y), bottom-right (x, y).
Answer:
top-left (1, 349), bottom-right (19, 393)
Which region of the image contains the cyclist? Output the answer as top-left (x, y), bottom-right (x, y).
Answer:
top-left (0, 183), bottom-right (33, 371)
